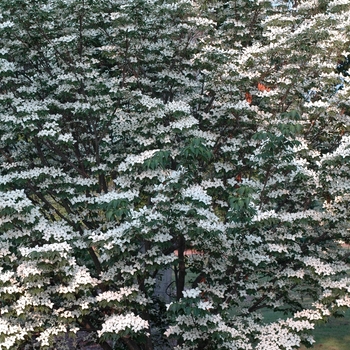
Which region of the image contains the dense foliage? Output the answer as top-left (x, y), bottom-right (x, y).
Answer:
top-left (0, 0), bottom-right (350, 349)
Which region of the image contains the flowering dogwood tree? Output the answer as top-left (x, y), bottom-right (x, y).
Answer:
top-left (0, 0), bottom-right (350, 349)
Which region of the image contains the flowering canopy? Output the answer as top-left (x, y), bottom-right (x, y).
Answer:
top-left (0, 0), bottom-right (350, 349)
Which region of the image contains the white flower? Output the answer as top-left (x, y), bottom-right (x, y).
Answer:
top-left (171, 116), bottom-right (199, 130)
top-left (118, 150), bottom-right (160, 172)
top-left (98, 313), bottom-right (149, 337)
top-left (182, 288), bottom-right (201, 298)
top-left (182, 185), bottom-right (212, 205)
top-left (96, 286), bottom-right (137, 303)
top-left (197, 300), bottom-right (213, 310)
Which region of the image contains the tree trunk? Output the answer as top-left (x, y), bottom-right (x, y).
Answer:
top-left (176, 236), bottom-right (186, 301)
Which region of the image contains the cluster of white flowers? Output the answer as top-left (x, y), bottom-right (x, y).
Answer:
top-left (255, 322), bottom-right (301, 350)
top-left (95, 189), bottom-right (138, 204)
top-left (98, 313), bottom-right (149, 337)
top-left (267, 243), bottom-right (288, 253)
top-left (239, 249), bottom-right (271, 266)
top-left (294, 309), bottom-right (323, 321)
top-left (37, 121), bottom-right (60, 137)
top-left (0, 319), bottom-right (27, 349)
top-left (197, 300), bottom-right (213, 310)
top-left (96, 286), bottom-right (137, 303)
top-left (0, 189), bottom-right (32, 212)
top-left (0, 19), bottom-right (14, 29)
top-left (164, 100), bottom-right (191, 114)
top-left (57, 133), bottom-right (75, 143)
top-left (36, 219), bottom-right (75, 242)
top-left (336, 295), bottom-right (350, 307)
top-left (170, 116), bottom-right (199, 130)
top-left (16, 261), bottom-right (42, 279)
top-left (118, 150), bottom-right (160, 172)
top-left (197, 219), bottom-right (225, 234)
top-left (252, 209), bottom-right (278, 222)
top-left (182, 185), bottom-right (212, 206)
top-left (154, 254), bottom-right (177, 265)
top-left (37, 325), bottom-right (67, 347)
top-left (19, 242), bottom-right (72, 258)
top-left (283, 318), bottom-right (314, 332)
top-left (52, 35), bottom-right (77, 43)
top-left (182, 288), bottom-right (201, 298)
top-left (320, 277), bottom-right (350, 292)
top-left (0, 241), bottom-right (11, 258)
top-left (152, 231), bottom-right (173, 243)
top-left (14, 292), bottom-right (54, 316)
top-left (213, 162), bottom-right (234, 173)
top-left (0, 268), bottom-right (14, 283)
top-left (302, 257), bottom-right (337, 276)
top-left (201, 179), bottom-right (225, 189)
top-left (321, 136), bottom-right (350, 161)
top-left (0, 58), bottom-right (15, 73)
top-left (329, 0), bottom-right (350, 9)
top-left (190, 130), bottom-right (217, 146)
top-left (53, 265), bottom-right (98, 294)
top-left (0, 167), bottom-right (64, 186)
top-left (281, 268), bottom-right (305, 279)
top-left (139, 95), bottom-right (163, 110)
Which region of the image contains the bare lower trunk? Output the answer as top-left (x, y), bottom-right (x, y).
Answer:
top-left (122, 337), bottom-right (142, 350)
top-left (176, 236), bottom-right (186, 301)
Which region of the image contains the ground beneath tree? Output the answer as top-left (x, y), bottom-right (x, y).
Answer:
top-left (55, 332), bottom-right (108, 350)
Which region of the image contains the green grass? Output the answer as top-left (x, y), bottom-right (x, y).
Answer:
top-left (261, 308), bottom-right (350, 350)
top-left (299, 312), bottom-right (350, 350)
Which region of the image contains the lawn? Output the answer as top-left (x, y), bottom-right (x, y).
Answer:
top-left (261, 308), bottom-right (350, 350)
top-left (299, 311), bottom-right (350, 350)
top-left (184, 263), bottom-right (350, 349)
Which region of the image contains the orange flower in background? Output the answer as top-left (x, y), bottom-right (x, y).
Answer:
top-left (245, 91), bottom-right (252, 104)
top-left (234, 173), bottom-right (242, 189)
top-left (245, 82), bottom-right (271, 104)
top-left (257, 82), bottom-right (271, 92)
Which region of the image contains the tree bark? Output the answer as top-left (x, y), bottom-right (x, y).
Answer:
top-left (122, 337), bottom-right (142, 350)
top-left (176, 236), bottom-right (186, 301)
